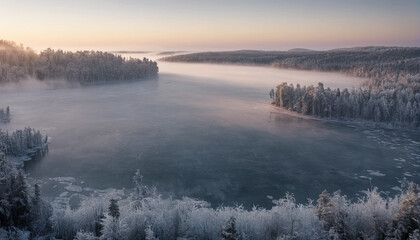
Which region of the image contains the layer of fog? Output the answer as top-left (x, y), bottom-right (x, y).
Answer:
top-left (0, 59), bottom-right (418, 208)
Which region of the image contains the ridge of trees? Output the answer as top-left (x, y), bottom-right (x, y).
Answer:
top-left (0, 40), bottom-right (159, 84)
top-left (161, 47), bottom-right (420, 81)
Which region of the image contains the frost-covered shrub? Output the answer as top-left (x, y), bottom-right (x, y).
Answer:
top-left (342, 188), bottom-right (396, 239)
top-left (3, 165), bottom-right (419, 239)
top-left (74, 230), bottom-right (98, 240)
top-left (46, 181), bottom-right (420, 240)
top-left (51, 196), bottom-right (108, 239)
top-left (101, 215), bottom-right (128, 240)
top-left (392, 183), bottom-right (420, 239)
top-left (0, 227), bottom-right (30, 240)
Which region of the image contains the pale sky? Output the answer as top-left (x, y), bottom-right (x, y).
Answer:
top-left (0, 0), bottom-right (419, 51)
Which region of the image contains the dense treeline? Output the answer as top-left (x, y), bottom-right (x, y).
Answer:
top-left (0, 127), bottom-right (48, 157)
top-left (273, 80), bottom-right (420, 127)
top-left (1, 159), bottom-right (419, 240)
top-left (0, 40), bottom-right (158, 84)
top-left (0, 106), bottom-right (10, 123)
top-left (51, 181), bottom-right (420, 240)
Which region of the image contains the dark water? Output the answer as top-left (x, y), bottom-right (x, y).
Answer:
top-left (0, 60), bottom-right (419, 208)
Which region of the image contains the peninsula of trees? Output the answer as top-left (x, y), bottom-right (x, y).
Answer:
top-left (0, 40), bottom-right (158, 84)
top-left (0, 127), bottom-right (48, 157)
top-left (272, 79), bottom-right (420, 127)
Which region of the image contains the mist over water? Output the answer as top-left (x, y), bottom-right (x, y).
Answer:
top-left (0, 54), bottom-right (419, 208)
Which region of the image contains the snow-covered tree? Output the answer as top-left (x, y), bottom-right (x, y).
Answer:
top-left (74, 230), bottom-right (98, 240)
top-left (145, 225), bottom-right (159, 240)
top-left (392, 183), bottom-right (420, 239)
top-left (317, 190), bottom-right (336, 230)
top-left (221, 216), bottom-right (240, 240)
top-left (0, 151), bottom-right (51, 235)
top-left (101, 214), bottom-right (126, 240)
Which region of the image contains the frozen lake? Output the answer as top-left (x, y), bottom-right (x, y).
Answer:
top-left (0, 55), bottom-right (419, 208)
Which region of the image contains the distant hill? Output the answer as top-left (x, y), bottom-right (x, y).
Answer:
top-left (157, 51), bottom-right (187, 55)
top-left (287, 48), bottom-right (316, 52)
top-left (111, 50), bottom-right (151, 54)
top-left (161, 46), bottom-right (420, 80)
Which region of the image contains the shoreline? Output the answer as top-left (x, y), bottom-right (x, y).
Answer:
top-left (7, 142), bottom-right (49, 167)
top-left (268, 104), bottom-right (419, 132)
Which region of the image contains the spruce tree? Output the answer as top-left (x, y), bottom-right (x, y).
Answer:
top-left (12, 170), bottom-right (30, 227)
top-left (108, 199), bottom-right (120, 221)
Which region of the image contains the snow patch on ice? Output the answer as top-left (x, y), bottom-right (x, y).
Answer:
top-left (64, 184), bottom-right (83, 192)
top-left (367, 170), bottom-right (386, 177)
top-left (59, 192), bottom-right (69, 197)
top-left (50, 177), bottom-right (76, 183)
top-left (393, 158), bottom-right (406, 162)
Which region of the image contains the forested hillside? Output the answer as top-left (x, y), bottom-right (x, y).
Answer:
top-left (0, 40), bottom-right (158, 84)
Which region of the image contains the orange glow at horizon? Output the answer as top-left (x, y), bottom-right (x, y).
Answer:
top-left (1, 0), bottom-right (419, 51)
